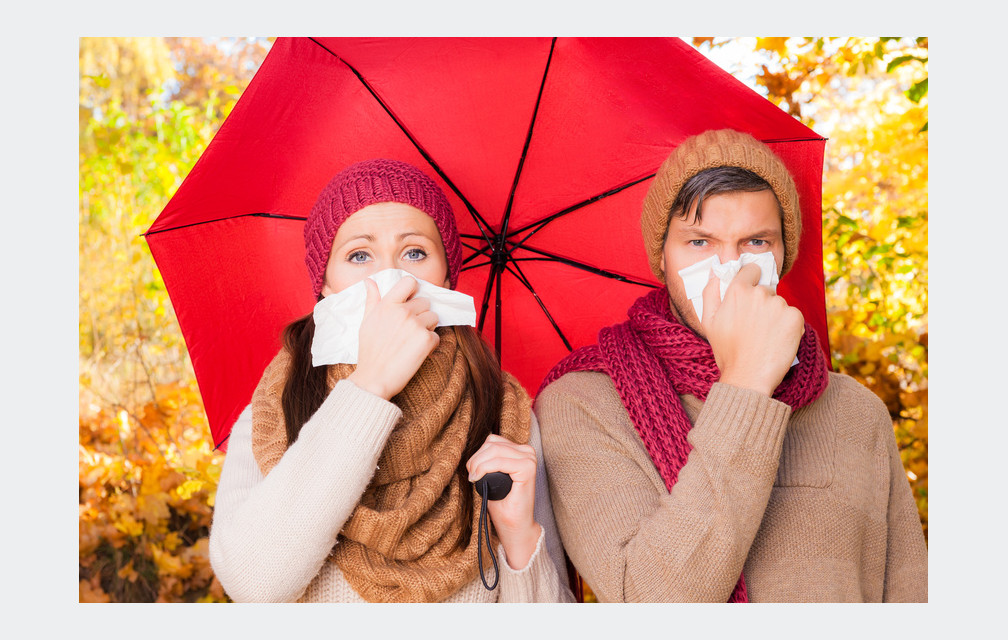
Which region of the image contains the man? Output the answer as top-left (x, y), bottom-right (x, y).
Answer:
top-left (534, 129), bottom-right (927, 602)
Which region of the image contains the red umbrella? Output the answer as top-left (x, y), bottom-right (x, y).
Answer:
top-left (145, 37), bottom-right (829, 451)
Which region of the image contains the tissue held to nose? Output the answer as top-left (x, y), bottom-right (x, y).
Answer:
top-left (311, 268), bottom-right (477, 366)
top-left (678, 253), bottom-right (797, 367)
top-left (678, 252), bottom-right (780, 322)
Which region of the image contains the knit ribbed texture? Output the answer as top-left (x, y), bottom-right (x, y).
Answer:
top-left (208, 397), bottom-right (572, 602)
top-left (303, 159), bottom-right (463, 298)
top-left (209, 384), bottom-right (402, 602)
top-left (496, 525), bottom-right (562, 603)
top-left (640, 129), bottom-right (802, 280)
top-left (250, 328), bottom-right (531, 603)
top-left (538, 287), bottom-right (829, 602)
top-left (534, 370), bottom-right (928, 602)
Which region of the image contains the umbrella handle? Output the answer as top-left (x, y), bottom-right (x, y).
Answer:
top-left (474, 471), bottom-right (512, 501)
top-left (474, 472), bottom-right (512, 590)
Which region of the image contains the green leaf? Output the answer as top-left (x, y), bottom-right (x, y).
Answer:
top-left (886, 55), bottom-right (912, 72)
top-left (906, 78), bottom-right (928, 103)
top-left (865, 243), bottom-right (894, 259)
top-left (886, 54), bottom-right (927, 73)
top-left (836, 230), bottom-right (854, 248)
top-left (896, 215), bottom-right (919, 229)
top-left (836, 213), bottom-right (859, 229)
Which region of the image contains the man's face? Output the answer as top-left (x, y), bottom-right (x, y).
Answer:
top-left (659, 189), bottom-right (785, 338)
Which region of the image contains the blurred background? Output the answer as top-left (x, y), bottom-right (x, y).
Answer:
top-left (78, 37), bottom-right (927, 602)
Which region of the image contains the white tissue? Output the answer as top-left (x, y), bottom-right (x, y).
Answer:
top-left (678, 252), bottom-right (779, 322)
top-left (311, 268), bottom-right (477, 366)
top-left (677, 252), bottom-right (797, 366)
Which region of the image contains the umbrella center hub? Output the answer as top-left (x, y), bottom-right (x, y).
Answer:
top-left (490, 243), bottom-right (508, 268)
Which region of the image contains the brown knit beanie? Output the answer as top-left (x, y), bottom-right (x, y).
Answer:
top-left (640, 129), bottom-right (801, 280)
top-left (303, 159), bottom-right (462, 298)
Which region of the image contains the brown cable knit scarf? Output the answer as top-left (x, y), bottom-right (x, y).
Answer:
top-left (251, 328), bottom-right (531, 602)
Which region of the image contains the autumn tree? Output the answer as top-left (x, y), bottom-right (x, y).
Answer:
top-left (78, 37), bottom-right (270, 602)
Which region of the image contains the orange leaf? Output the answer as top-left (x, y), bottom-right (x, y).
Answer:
top-left (80, 577), bottom-right (111, 603)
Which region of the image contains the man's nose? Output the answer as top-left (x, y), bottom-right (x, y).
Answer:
top-left (719, 248), bottom-right (741, 263)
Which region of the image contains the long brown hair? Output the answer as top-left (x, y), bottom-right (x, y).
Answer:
top-left (278, 311), bottom-right (502, 547)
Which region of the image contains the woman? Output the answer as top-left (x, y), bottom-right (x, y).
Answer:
top-left (208, 158), bottom-right (572, 603)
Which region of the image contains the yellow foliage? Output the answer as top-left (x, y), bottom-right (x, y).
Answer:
top-left (81, 37), bottom-right (927, 603)
top-left (755, 37), bottom-right (790, 56)
top-left (78, 38), bottom-right (253, 601)
top-left (813, 39), bottom-right (928, 539)
top-left (79, 377), bottom-right (228, 601)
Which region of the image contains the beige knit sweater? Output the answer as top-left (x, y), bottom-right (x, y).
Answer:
top-left (534, 371), bottom-right (927, 602)
top-left (209, 379), bottom-right (573, 603)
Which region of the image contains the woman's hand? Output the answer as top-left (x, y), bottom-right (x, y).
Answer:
top-left (466, 434), bottom-right (542, 570)
top-left (348, 276), bottom-right (440, 400)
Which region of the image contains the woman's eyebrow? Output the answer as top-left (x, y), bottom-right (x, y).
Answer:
top-left (396, 230), bottom-right (434, 241)
top-left (332, 233), bottom-right (375, 249)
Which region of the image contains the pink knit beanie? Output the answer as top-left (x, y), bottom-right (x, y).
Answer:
top-left (303, 159), bottom-right (462, 298)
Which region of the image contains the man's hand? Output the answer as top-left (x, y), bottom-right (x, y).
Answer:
top-left (700, 262), bottom-right (804, 396)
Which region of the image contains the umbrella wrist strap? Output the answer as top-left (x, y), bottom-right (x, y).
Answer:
top-left (477, 480), bottom-right (499, 590)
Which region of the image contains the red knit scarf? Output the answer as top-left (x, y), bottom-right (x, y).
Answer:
top-left (539, 287), bottom-right (829, 602)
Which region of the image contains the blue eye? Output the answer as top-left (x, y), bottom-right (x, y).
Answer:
top-left (689, 239), bottom-right (707, 247)
top-left (347, 250), bottom-right (370, 264)
top-left (404, 248), bottom-right (427, 261)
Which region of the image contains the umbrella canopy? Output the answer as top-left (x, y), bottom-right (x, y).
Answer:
top-left (146, 37), bottom-right (829, 450)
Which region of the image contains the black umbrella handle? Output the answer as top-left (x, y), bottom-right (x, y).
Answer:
top-left (474, 471), bottom-right (512, 501)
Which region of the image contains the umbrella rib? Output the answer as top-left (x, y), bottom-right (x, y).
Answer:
top-left (460, 235), bottom-right (492, 255)
top-left (463, 249), bottom-right (493, 266)
top-left (497, 37), bottom-right (556, 244)
top-left (462, 260), bottom-right (493, 272)
top-left (495, 262), bottom-right (503, 355)
top-left (506, 173), bottom-right (656, 249)
top-left (461, 238), bottom-right (490, 253)
top-left (504, 261), bottom-right (573, 352)
top-left (510, 247), bottom-right (659, 288)
top-left (477, 263), bottom-right (500, 334)
top-left (308, 37), bottom-right (497, 247)
top-left (761, 135), bottom-right (830, 144)
top-left (502, 138), bottom-right (827, 248)
top-left (214, 432), bottom-right (230, 451)
top-left (476, 36), bottom-right (556, 358)
top-left (143, 212), bottom-right (306, 237)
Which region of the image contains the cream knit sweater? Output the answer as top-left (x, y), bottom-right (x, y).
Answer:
top-left (209, 379), bottom-right (573, 602)
top-left (534, 371), bottom-right (927, 602)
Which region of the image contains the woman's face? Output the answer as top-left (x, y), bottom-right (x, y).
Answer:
top-left (320, 202), bottom-right (450, 297)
